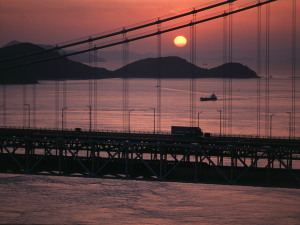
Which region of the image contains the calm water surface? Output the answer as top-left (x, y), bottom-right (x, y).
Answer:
top-left (1, 78), bottom-right (300, 137)
top-left (0, 173), bottom-right (300, 224)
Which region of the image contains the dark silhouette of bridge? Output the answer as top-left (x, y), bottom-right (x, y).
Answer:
top-left (0, 127), bottom-right (300, 188)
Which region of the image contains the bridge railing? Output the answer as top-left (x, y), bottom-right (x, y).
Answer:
top-left (1, 125), bottom-right (299, 141)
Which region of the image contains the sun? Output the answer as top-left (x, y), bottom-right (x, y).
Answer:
top-left (174, 36), bottom-right (187, 47)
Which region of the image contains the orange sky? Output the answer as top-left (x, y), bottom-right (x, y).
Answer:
top-left (0, 0), bottom-right (298, 55)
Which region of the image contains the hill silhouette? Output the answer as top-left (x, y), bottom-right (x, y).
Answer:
top-left (0, 42), bottom-right (258, 84)
top-left (3, 40), bottom-right (106, 64)
top-left (206, 63), bottom-right (258, 78)
top-left (114, 56), bottom-right (258, 78)
top-left (0, 42), bottom-right (112, 84)
top-left (114, 56), bottom-right (207, 78)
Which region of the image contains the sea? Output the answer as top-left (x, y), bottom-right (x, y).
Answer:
top-left (1, 77), bottom-right (300, 137)
top-left (1, 77), bottom-right (300, 224)
top-left (0, 173), bottom-right (300, 224)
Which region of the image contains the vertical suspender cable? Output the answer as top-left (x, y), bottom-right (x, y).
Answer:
top-left (190, 11), bottom-right (197, 127)
top-left (194, 13), bottom-right (197, 128)
top-left (228, 2), bottom-right (233, 135)
top-left (55, 80), bottom-right (59, 129)
top-left (62, 80), bottom-right (67, 129)
top-left (63, 53), bottom-right (67, 129)
top-left (223, 13), bottom-right (228, 136)
top-left (2, 85), bottom-right (6, 126)
top-left (94, 48), bottom-right (98, 130)
top-left (54, 58), bottom-right (60, 129)
top-left (157, 20), bottom-right (162, 134)
top-left (23, 84), bottom-right (27, 127)
top-left (257, 4), bottom-right (262, 137)
top-left (88, 41), bottom-right (93, 131)
top-left (125, 42), bottom-right (129, 132)
top-left (265, 3), bottom-right (270, 137)
top-left (291, 0), bottom-right (296, 138)
top-left (122, 31), bottom-right (129, 132)
top-left (122, 34), bottom-right (126, 132)
top-left (32, 83), bottom-right (36, 127)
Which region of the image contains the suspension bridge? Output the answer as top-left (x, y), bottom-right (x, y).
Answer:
top-left (0, 0), bottom-right (299, 187)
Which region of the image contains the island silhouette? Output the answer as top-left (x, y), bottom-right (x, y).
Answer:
top-left (0, 42), bottom-right (258, 84)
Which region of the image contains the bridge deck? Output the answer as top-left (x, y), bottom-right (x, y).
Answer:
top-left (1, 128), bottom-right (300, 188)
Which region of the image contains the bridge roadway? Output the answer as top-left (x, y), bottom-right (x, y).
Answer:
top-left (0, 127), bottom-right (300, 188)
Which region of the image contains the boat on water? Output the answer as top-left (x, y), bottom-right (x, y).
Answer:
top-left (200, 93), bottom-right (217, 101)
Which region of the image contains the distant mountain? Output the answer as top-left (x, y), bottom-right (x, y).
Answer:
top-left (2, 40), bottom-right (106, 64)
top-left (114, 56), bottom-right (207, 78)
top-left (206, 63), bottom-right (258, 78)
top-left (0, 42), bottom-right (258, 84)
top-left (3, 40), bottom-right (23, 47)
top-left (0, 42), bottom-right (113, 84)
top-left (114, 56), bottom-right (258, 79)
top-left (100, 50), bottom-right (156, 61)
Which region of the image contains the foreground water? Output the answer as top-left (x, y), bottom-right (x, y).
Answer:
top-left (0, 173), bottom-right (300, 224)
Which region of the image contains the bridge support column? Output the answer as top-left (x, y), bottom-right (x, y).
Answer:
top-left (217, 150), bottom-right (224, 166)
top-left (159, 148), bottom-right (164, 179)
top-left (194, 150), bottom-right (198, 182)
top-left (288, 151), bottom-right (293, 169)
top-left (230, 148), bottom-right (238, 183)
top-left (25, 140), bottom-right (34, 173)
top-left (25, 147), bottom-right (29, 173)
top-left (58, 148), bottom-right (63, 175)
top-left (125, 145), bottom-right (129, 178)
top-left (267, 151), bottom-right (271, 185)
top-left (91, 146), bottom-right (95, 177)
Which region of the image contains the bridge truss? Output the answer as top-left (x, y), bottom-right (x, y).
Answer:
top-left (0, 128), bottom-right (299, 188)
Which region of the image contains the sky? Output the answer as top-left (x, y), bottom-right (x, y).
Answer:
top-left (0, 0), bottom-right (299, 71)
top-left (0, 0), bottom-right (208, 46)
